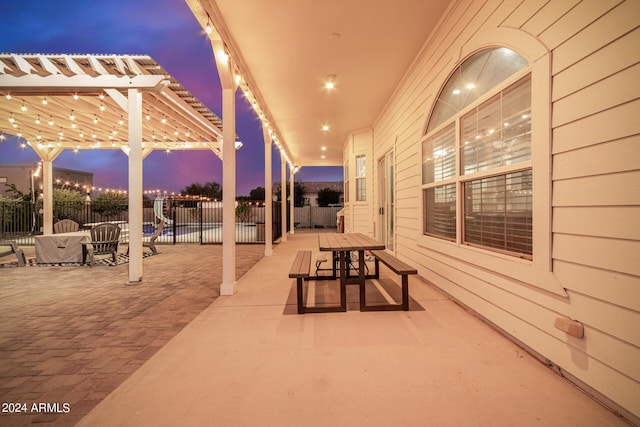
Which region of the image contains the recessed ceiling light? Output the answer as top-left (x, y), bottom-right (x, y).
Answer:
top-left (329, 33), bottom-right (341, 41)
top-left (325, 74), bottom-right (337, 90)
top-left (322, 125), bottom-right (330, 131)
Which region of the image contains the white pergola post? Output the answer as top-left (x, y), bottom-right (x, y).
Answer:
top-left (41, 160), bottom-right (54, 235)
top-left (128, 88), bottom-right (144, 284)
top-left (30, 146), bottom-right (62, 235)
top-left (280, 151), bottom-right (287, 242)
top-left (263, 127), bottom-right (273, 256)
top-left (289, 170), bottom-right (295, 235)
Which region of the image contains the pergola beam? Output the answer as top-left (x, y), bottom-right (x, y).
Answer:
top-left (0, 74), bottom-right (169, 93)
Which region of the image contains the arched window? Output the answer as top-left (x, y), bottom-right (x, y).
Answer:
top-left (422, 47), bottom-right (533, 258)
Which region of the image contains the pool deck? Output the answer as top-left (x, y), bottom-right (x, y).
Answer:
top-left (0, 231), bottom-right (631, 426)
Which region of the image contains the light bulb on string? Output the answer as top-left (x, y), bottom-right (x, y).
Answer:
top-left (21, 103), bottom-right (27, 111)
top-left (205, 14), bottom-right (213, 34)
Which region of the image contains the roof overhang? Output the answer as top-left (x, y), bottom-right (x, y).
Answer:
top-left (186, 0), bottom-right (452, 167)
top-left (0, 53), bottom-right (227, 157)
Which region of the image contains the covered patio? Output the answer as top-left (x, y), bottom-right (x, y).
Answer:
top-left (1, 0), bottom-right (637, 424)
top-left (0, 233), bottom-right (626, 426)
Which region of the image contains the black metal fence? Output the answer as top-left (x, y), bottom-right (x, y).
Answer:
top-left (1, 199), bottom-right (342, 246)
top-left (0, 200), bottom-right (35, 244)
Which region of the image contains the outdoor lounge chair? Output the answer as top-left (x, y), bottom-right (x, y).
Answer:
top-left (54, 219), bottom-right (80, 233)
top-left (83, 223), bottom-right (121, 265)
top-left (144, 220), bottom-right (164, 254)
top-left (0, 241), bottom-right (27, 266)
top-left (127, 220), bottom-right (164, 255)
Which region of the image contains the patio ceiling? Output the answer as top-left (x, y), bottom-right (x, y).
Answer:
top-left (0, 53), bottom-right (225, 157)
top-left (187, 0), bottom-right (452, 167)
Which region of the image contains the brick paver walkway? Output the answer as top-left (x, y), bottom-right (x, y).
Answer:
top-left (0, 244), bottom-right (265, 426)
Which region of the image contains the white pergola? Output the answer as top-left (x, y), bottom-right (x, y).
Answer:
top-left (0, 53), bottom-right (247, 285)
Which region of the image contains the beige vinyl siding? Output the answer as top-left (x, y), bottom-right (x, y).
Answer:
top-left (552, 99), bottom-right (639, 153)
top-left (537, 0), bottom-right (623, 48)
top-left (552, 136), bottom-right (640, 179)
top-left (363, 0), bottom-right (640, 420)
top-left (552, 26), bottom-right (640, 100)
top-left (345, 131), bottom-right (373, 235)
top-left (553, 171), bottom-right (640, 206)
top-left (553, 63), bottom-right (640, 127)
top-left (550, 0), bottom-right (637, 73)
top-left (554, 206), bottom-right (640, 241)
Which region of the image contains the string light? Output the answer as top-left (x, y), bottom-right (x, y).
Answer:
top-left (205, 14), bottom-right (213, 34)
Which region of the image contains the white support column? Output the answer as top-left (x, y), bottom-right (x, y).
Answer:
top-left (41, 161), bottom-right (54, 235)
top-left (280, 151), bottom-right (287, 242)
top-left (128, 88), bottom-right (144, 284)
top-left (220, 86), bottom-right (237, 295)
top-left (30, 146), bottom-right (62, 235)
top-left (263, 127), bottom-right (273, 256)
top-left (289, 171), bottom-right (295, 235)
top-left (209, 37), bottom-right (239, 295)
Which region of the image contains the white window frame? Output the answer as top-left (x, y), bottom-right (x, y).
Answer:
top-left (417, 36), bottom-right (564, 296)
top-left (343, 158), bottom-right (349, 203)
top-left (355, 154), bottom-right (366, 201)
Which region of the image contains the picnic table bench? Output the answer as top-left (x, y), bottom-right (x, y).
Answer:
top-left (289, 250), bottom-right (346, 314)
top-left (369, 250), bottom-right (417, 311)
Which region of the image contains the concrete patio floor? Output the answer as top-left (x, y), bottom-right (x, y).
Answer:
top-left (0, 232), bottom-right (630, 426)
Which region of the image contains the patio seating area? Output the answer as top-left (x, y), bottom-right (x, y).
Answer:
top-left (0, 232), bottom-right (628, 426)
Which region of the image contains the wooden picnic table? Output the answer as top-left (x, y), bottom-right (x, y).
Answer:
top-left (318, 233), bottom-right (385, 311)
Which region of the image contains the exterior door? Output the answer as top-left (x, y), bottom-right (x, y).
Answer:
top-left (380, 151), bottom-right (394, 251)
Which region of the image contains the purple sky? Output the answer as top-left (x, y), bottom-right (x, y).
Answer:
top-left (0, 0), bottom-right (342, 196)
